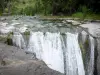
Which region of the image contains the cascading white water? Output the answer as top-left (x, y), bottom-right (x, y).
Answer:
top-left (0, 17), bottom-right (95, 75)
top-left (11, 30), bottom-right (94, 75)
top-left (28, 32), bottom-right (64, 73)
top-left (65, 33), bottom-right (85, 75)
top-left (27, 32), bottom-right (44, 59)
top-left (12, 32), bottom-right (26, 49)
top-left (27, 32), bottom-right (85, 75)
top-left (87, 36), bottom-right (94, 75)
top-left (81, 31), bottom-right (88, 44)
top-left (42, 32), bottom-right (64, 73)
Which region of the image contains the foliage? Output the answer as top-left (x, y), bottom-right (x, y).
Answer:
top-left (11, 6), bottom-right (21, 15)
top-left (72, 12), bottom-right (100, 20)
top-left (24, 31), bottom-right (30, 35)
top-left (0, 0), bottom-right (100, 17)
top-left (72, 12), bottom-right (84, 18)
top-left (23, 6), bottom-right (35, 16)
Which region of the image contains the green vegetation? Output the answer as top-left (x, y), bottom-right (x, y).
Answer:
top-left (0, 0), bottom-right (100, 19)
top-left (72, 12), bottom-right (100, 20)
top-left (0, 36), bottom-right (7, 43)
top-left (6, 32), bottom-right (13, 45)
top-left (1, 60), bottom-right (6, 66)
top-left (24, 31), bottom-right (30, 35)
top-left (0, 32), bottom-right (13, 46)
top-left (40, 13), bottom-right (100, 20)
top-left (79, 42), bottom-right (86, 64)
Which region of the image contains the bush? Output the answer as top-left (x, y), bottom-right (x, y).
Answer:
top-left (81, 6), bottom-right (88, 19)
top-left (72, 12), bottom-right (84, 18)
top-left (11, 5), bottom-right (35, 16)
top-left (4, 8), bottom-right (8, 13)
top-left (24, 31), bottom-right (30, 35)
top-left (11, 6), bottom-right (21, 15)
top-left (23, 6), bottom-right (35, 16)
top-left (72, 6), bottom-right (90, 20)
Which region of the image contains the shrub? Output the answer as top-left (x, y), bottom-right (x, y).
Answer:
top-left (11, 6), bottom-right (20, 15)
top-left (23, 6), bottom-right (35, 16)
top-left (4, 8), bottom-right (8, 13)
top-left (81, 6), bottom-right (88, 20)
top-left (72, 6), bottom-right (89, 20)
top-left (72, 12), bottom-right (84, 18)
top-left (24, 31), bottom-right (30, 35)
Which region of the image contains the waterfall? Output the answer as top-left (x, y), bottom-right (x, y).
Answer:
top-left (27, 32), bottom-right (85, 75)
top-left (12, 32), bottom-right (26, 49)
top-left (42, 32), bottom-right (64, 73)
top-left (87, 36), bottom-right (94, 75)
top-left (11, 31), bottom-right (95, 75)
top-left (27, 32), bottom-right (64, 73)
top-left (0, 17), bottom-right (95, 75)
top-left (27, 32), bottom-right (44, 59)
top-left (65, 33), bottom-right (85, 75)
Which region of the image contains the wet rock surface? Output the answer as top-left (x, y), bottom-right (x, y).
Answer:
top-left (0, 43), bottom-right (63, 75)
top-left (81, 23), bottom-right (100, 75)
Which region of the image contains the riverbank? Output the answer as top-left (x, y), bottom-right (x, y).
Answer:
top-left (40, 13), bottom-right (100, 20)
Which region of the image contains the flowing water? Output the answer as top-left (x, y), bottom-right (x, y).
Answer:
top-left (65, 33), bottom-right (85, 75)
top-left (87, 36), bottom-right (94, 75)
top-left (28, 32), bottom-right (64, 73)
top-left (13, 32), bottom-right (26, 49)
top-left (0, 16), bottom-right (95, 75)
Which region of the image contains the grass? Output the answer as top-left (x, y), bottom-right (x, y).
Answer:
top-left (72, 12), bottom-right (100, 20)
top-left (72, 12), bottom-right (84, 18)
top-left (40, 15), bottom-right (70, 19)
top-left (40, 12), bottom-right (100, 20)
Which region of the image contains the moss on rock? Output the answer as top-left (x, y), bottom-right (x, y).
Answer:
top-left (79, 42), bottom-right (86, 63)
top-left (1, 60), bottom-right (6, 66)
top-left (0, 36), bottom-right (7, 43)
top-left (23, 31), bottom-right (30, 35)
top-left (6, 32), bottom-right (13, 45)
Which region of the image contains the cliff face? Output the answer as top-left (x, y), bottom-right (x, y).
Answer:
top-left (0, 43), bottom-right (63, 75)
top-left (81, 22), bottom-right (100, 75)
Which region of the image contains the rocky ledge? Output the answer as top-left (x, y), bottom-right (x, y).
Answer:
top-left (0, 43), bottom-right (63, 75)
top-left (80, 23), bottom-right (100, 75)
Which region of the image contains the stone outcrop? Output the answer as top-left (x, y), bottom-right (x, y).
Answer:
top-left (0, 43), bottom-right (63, 75)
top-left (80, 23), bottom-right (100, 75)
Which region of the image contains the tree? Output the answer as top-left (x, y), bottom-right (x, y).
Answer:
top-left (0, 0), bottom-right (4, 13)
